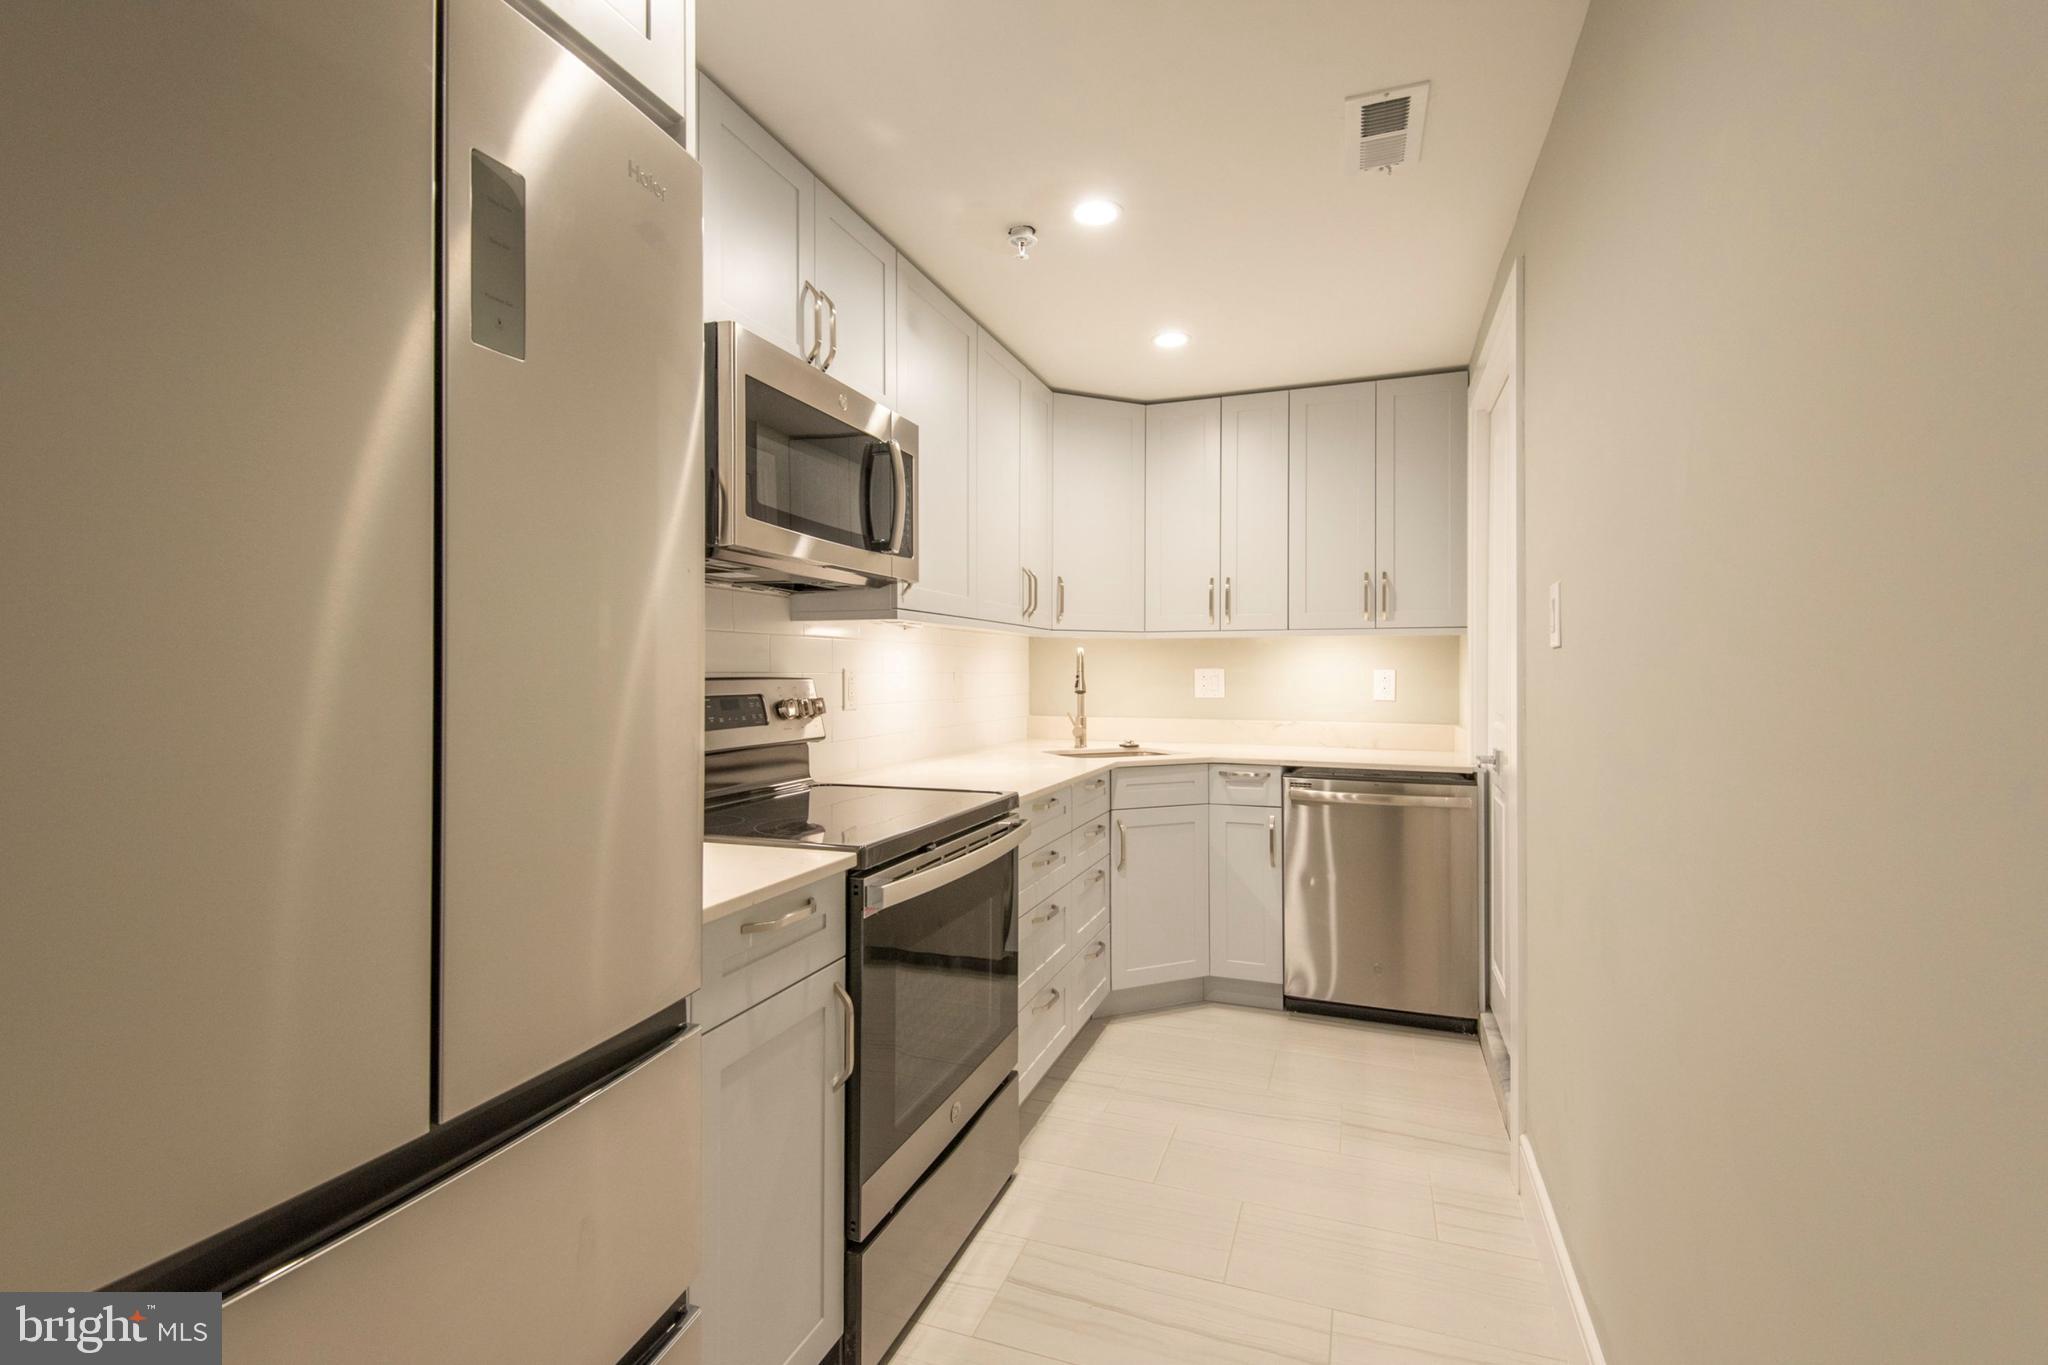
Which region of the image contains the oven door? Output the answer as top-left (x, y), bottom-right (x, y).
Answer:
top-left (708, 322), bottom-right (918, 588)
top-left (848, 817), bottom-right (1023, 1239)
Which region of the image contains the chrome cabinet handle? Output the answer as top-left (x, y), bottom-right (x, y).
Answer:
top-left (1031, 794), bottom-right (1061, 814)
top-left (1029, 903), bottom-right (1063, 925)
top-left (1033, 848), bottom-right (1064, 871)
top-left (1381, 571), bottom-right (1391, 622)
top-left (1085, 942), bottom-right (1106, 961)
top-left (1089, 868), bottom-right (1106, 886)
top-left (1363, 570), bottom-right (1372, 619)
top-left (1115, 820), bottom-right (1127, 871)
top-left (1208, 576), bottom-right (1216, 622)
top-left (800, 281), bottom-right (823, 365)
top-left (886, 437), bottom-right (908, 553)
top-left (1268, 815), bottom-right (1277, 867)
top-left (1032, 988), bottom-right (1062, 1013)
top-left (739, 897), bottom-right (820, 935)
top-left (1216, 769), bottom-right (1265, 780)
top-left (1224, 576), bottom-right (1233, 623)
top-left (821, 290), bottom-right (839, 370)
top-left (1022, 566), bottom-right (1032, 617)
top-left (1056, 576), bottom-right (1066, 622)
top-left (831, 980), bottom-right (855, 1089)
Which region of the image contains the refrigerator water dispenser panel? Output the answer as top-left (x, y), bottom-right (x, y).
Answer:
top-left (470, 150), bottom-right (525, 358)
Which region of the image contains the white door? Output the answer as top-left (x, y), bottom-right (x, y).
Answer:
top-left (972, 328), bottom-right (1030, 623)
top-left (1208, 805), bottom-right (1283, 984)
top-left (698, 77), bottom-right (815, 362)
top-left (1289, 382), bottom-right (1378, 629)
top-left (1219, 391), bottom-right (1290, 630)
top-left (1144, 397), bottom-right (1222, 631)
top-left (896, 257), bottom-right (977, 617)
top-left (811, 182), bottom-right (895, 405)
top-left (1377, 372), bottom-right (1469, 629)
top-left (527, 0), bottom-right (690, 124)
top-left (1051, 394), bottom-right (1145, 631)
top-left (700, 963), bottom-right (847, 1365)
top-left (1020, 373), bottom-right (1055, 625)
top-left (1110, 805), bottom-right (1209, 990)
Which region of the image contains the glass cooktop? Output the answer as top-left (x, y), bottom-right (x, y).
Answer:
top-left (705, 783), bottom-right (1012, 868)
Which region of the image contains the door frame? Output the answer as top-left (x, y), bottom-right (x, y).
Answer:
top-left (1466, 259), bottom-right (1525, 1161)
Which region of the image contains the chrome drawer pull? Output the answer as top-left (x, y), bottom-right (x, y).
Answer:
top-left (1085, 942), bottom-right (1106, 961)
top-left (739, 897), bottom-right (819, 935)
top-left (1215, 769), bottom-right (1266, 780)
top-left (1033, 988), bottom-right (1062, 1013)
top-left (1029, 904), bottom-right (1063, 925)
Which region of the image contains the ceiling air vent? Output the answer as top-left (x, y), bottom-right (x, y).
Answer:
top-left (1343, 82), bottom-right (1430, 174)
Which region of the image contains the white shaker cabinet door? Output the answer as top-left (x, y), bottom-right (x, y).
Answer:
top-left (972, 328), bottom-right (1031, 624)
top-left (1020, 370), bottom-right (1056, 626)
top-left (1144, 397), bottom-right (1222, 631)
top-left (1052, 393), bottom-right (1146, 631)
top-left (812, 181), bottom-right (895, 405)
top-left (897, 256), bottom-right (978, 617)
top-left (1220, 390), bottom-right (1291, 630)
top-left (1110, 804), bottom-right (1210, 991)
top-left (699, 76), bottom-right (815, 362)
top-left (1288, 382), bottom-right (1379, 629)
top-left (1208, 805), bottom-right (1284, 986)
top-left (1375, 371), bottom-right (1469, 630)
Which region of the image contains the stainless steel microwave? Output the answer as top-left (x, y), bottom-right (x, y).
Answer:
top-left (706, 321), bottom-right (918, 589)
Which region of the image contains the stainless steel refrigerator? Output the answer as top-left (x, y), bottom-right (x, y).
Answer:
top-left (0, 0), bottom-right (705, 1358)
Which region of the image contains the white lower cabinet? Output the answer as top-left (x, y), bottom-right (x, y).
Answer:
top-left (1016, 784), bottom-right (1111, 1098)
top-left (700, 961), bottom-right (847, 1365)
top-left (1208, 803), bottom-right (1284, 986)
top-left (1019, 967), bottom-right (1074, 1099)
top-left (1108, 803), bottom-right (1210, 991)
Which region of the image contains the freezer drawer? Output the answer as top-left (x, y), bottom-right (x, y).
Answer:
top-left (439, 0), bottom-right (706, 1117)
top-left (223, 1031), bottom-right (700, 1364)
top-left (1282, 774), bottom-right (1480, 1021)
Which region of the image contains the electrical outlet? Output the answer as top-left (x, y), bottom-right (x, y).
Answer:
top-left (841, 668), bottom-right (857, 709)
top-left (1548, 582), bottom-right (1563, 648)
top-left (1372, 668), bottom-right (1397, 701)
top-left (1194, 668), bottom-right (1226, 700)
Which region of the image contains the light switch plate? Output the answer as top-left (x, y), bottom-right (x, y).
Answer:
top-left (1549, 582), bottom-right (1563, 648)
top-left (1372, 668), bottom-right (1397, 701)
top-left (841, 668), bottom-right (857, 709)
top-left (1194, 668), bottom-right (1226, 699)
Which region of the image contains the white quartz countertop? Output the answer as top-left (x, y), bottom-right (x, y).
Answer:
top-left (848, 739), bottom-right (1475, 804)
top-left (702, 841), bottom-right (853, 925)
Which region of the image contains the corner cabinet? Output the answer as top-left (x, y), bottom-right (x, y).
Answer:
top-left (1052, 395), bottom-right (1145, 631)
top-left (1144, 398), bottom-right (1223, 631)
top-left (896, 258), bottom-right (978, 617)
top-left (1208, 804), bottom-right (1283, 986)
top-left (528, 0), bottom-right (691, 128)
top-left (1109, 799), bottom-right (1210, 991)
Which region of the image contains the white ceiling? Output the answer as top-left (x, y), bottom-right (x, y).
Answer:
top-left (698, 0), bottom-right (1588, 401)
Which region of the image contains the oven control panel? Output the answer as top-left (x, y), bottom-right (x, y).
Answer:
top-left (706, 675), bottom-right (828, 752)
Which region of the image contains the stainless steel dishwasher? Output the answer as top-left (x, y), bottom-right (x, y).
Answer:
top-left (1281, 770), bottom-right (1481, 1028)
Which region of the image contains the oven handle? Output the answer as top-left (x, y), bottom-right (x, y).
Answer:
top-left (863, 817), bottom-right (1026, 913)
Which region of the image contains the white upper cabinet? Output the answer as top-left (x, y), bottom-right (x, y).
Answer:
top-left (1020, 371), bottom-right (1055, 626)
top-left (972, 328), bottom-right (1030, 624)
top-left (1220, 391), bottom-right (1291, 631)
top-left (529, 0), bottom-right (691, 126)
top-left (1289, 381), bottom-right (1379, 630)
top-left (1052, 395), bottom-right (1146, 631)
top-left (1375, 372), bottom-right (1468, 629)
top-left (897, 257), bottom-right (977, 618)
top-left (812, 182), bottom-right (895, 406)
top-left (699, 77), bottom-right (816, 361)
top-left (1144, 398), bottom-right (1222, 631)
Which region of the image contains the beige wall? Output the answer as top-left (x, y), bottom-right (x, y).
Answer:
top-left (1028, 635), bottom-right (1463, 725)
top-left (1480, 1), bottom-right (2047, 1359)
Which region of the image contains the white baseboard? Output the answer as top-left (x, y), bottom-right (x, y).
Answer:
top-left (1518, 1135), bottom-right (1607, 1365)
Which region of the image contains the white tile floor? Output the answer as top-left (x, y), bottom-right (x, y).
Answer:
top-left (896, 1004), bottom-right (1584, 1365)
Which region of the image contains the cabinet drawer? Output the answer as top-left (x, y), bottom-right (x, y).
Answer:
top-left (1019, 882), bottom-right (1075, 1002)
top-left (1074, 932), bottom-right (1110, 1027)
top-left (1111, 764), bottom-right (1207, 809)
top-left (1018, 831), bottom-right (1074, 908)
top-left (1209, 765), bottom-right (1282, 806)
top-left (697, 876), bottom-right (846, 1032)
top-left (1019, 786), bottom-right (1074, 854)
top-left (1071, 772), bottom-right (1111, 821)
top-left (1067, 857), bottom-right (1109, 952)
top-left (1069, 809), bottom-right (1111, 866)
top-left (1018, 974), bottom-right (1072, 1100)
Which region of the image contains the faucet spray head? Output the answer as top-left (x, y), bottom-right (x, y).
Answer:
top-left (1074, 646), bottom-right (1086, 694)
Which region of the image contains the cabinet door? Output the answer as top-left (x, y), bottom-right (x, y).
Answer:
top-left (1220, 391), bottom-right (1290, 630)
top-left (1051, 394), bottom-right (1146, 631)
top-left (1375, 372), bottom-right (1469, 629)
top-left (1288, 382), bottom-right (1378, 629)
top-left (1020, 372), bottom-right (1055, 625)
top-left (1208, 806), bottom-right (1283, 985)
top-left (699, 76), bottom-right (815, 361)
top-left (525, 0), bottom-right (690, 124)
top-left (897, 256), bottom-right (978, 617)
top-left (1144, 398), bottom-right (1222, 631)
top-left (700, 963), bottom-right (847, 1365)
top-left (972, 328), bottom-right (1030, 623)
top-left (812, 181), bottom-right (895, 405)
top-left (1110, 805), bottom-right (1210, 990)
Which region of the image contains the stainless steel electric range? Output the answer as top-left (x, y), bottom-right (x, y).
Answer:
top-left (705, 675), bottom-right (1022, 1365)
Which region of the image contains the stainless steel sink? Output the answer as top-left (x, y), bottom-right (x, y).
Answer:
top-left (1045, 746), bottom-right (1167, 757)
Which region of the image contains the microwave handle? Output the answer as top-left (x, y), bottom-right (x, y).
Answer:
top-left (887, 437), bottom-right (908, 554)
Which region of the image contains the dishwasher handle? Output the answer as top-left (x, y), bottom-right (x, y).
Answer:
top-left (1287, 789), bottom-right (1473, 811)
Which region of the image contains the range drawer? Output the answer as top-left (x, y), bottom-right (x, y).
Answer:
top-left (1070, 772), bottom-right (1111, 821)
top-left (1111, 764), bottom-right (1207, 809)
top-left (1066, 857), bottom-right (1109, 952)
top-left (1018, 974), bottom-right (1072, 1100)
top-left (1019, 881), bottom-right (1074, 1002)
top-left (696, 873), bottom-right (846, 1032)
top-left (1209, 765), bottom-right (1282, 806)
top-left (1018, 786), bottom-right (1074, 854)
top-left (1074, 930), bottom-right (1110, 1028)
top-left (1069, 809), bottom-right (1111, 866)
top-left (1018, 831), bottom-right (1074, 908)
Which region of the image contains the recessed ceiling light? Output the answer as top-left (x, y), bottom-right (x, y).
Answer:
top-left (1153, 329), bottom-right (1189, 350)
top-left (1072, 198), bottom-right (1121, 227)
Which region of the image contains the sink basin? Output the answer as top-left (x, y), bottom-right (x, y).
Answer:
top-left (1045, 746), bottom-right (1167, 757)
